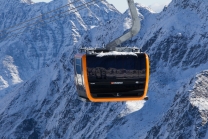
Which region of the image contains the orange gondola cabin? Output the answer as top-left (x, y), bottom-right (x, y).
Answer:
top-left (74, 49), bottom-right (149, 102)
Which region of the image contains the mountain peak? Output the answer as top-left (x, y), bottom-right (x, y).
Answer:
top-left (171, 0), bottom-right (208, 11)
top-left (135, 3), bottom-right (154, 13)
top-left (20, 0), bottom-right (33, 4)
top-left (0, 0), bottom-right (33, 5)
top-left (123, 3), bottom-right (154, 19)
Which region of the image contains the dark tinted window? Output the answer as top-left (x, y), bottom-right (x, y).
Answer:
top-left (116, 56), bottom-right (137, 70)
top-left (86, 54), bottom-right (146, 79)
top-left (87, 55), bottom-right (145, 70)
top-left (76, 59), bottom-right (81, 65)
top-left (75, 58), bottom-right (82, 74)
top-left (76, 65), bottom-right (81, 74)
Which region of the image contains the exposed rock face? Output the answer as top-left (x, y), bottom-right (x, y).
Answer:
top-left (0, 0), bottom-right (208, 138)
top-left (146, 70), bottom-right (208, 139)
top-left (0, 0), bottom-right (120, 92)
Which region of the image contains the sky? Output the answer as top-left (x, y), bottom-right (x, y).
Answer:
top-left (32, 0), bottom-right (172, 13)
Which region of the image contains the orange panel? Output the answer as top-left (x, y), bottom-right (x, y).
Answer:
top-left (143, 53), bottom-right (150, 98)
top-left (82, 54), bottom-right (150, 102)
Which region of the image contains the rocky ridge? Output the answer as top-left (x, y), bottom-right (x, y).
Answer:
top-left (0, 0), bottom-right (208, 138)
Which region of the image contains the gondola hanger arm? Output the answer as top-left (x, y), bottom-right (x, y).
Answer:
top-left (106, 0), bottom-right (141, 51)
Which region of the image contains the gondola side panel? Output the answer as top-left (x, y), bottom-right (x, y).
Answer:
top-left (74, 55), bottom-right (88, 99)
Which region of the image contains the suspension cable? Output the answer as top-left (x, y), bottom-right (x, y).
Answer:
top-left (1, 0), bottom-right (104, 42)
top-left (0, 0), bottom-right (83, 33)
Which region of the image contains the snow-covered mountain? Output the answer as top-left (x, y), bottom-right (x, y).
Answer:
top-left (0, 0), bottom-right (208, 138)
top-left (146, 70), bottom-right (208, 139)
top-left (0, 0), bottom-right (120, 96)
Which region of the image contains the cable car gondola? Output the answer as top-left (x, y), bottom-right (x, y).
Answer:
top-left (74, 0), bottom-right (150, 102)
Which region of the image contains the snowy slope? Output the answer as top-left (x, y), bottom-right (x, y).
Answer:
top-left (0, 0), bottom-right (120, 95)
top-left (146, 70), bottom-right (208, 139)
top-left (0, 0), bottom-right (208, 138)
